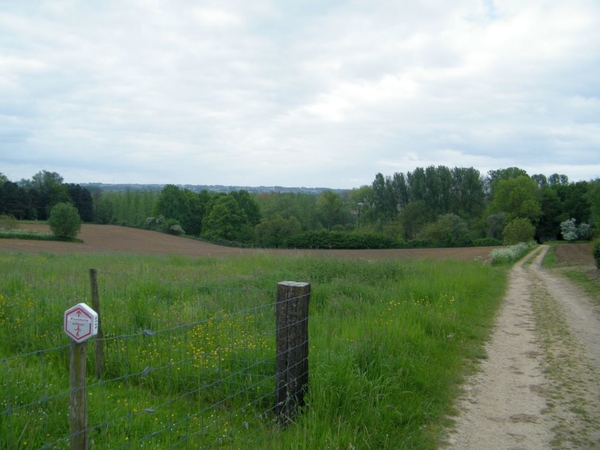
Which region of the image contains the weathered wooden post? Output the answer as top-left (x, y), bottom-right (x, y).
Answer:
top-left (275, 281), bottom-right (311, 424)
top-left (89, 269), bottom-right (104, 379)
top-left (64, 303), bottom-right (98, 450)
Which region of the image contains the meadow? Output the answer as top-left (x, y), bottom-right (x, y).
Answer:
top-left (0, 250), bottom-right (508, 449)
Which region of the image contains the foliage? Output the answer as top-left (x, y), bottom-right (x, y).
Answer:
top-left (560, 218), bottom-right (593, 242)
top-left (489, 175), bottom-right (542, 225)
top-left (162, 218), bottom-right (185, 235)
top-left (0, 214), bottom-right (19, 230)
top-left (47, 202), bottom-right (82, 238)
top-left (472, 237), bottom-right (503, 246)
top-left (254, 214), bottom-right (301, 247)
top-left (592, 239), bottom-right (600, 269)
top-left (490, 241), bottom-right (537, 265)
top-left (419, 213), bottom-right (472, 247)
top-left (286, 230), bottom-right (398, 249)
top-left (503, 218), bottom-right (535, 245)
top-left (560, 218), bottom-right (579, 241)
top-left (202, 195), bottom-right (247, 241)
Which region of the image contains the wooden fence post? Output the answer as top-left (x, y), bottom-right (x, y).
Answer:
top-left (275, 281), bottom-right (311, 424)
top-left (70, 340), bottom-right (88, 450)
top-left (89, 269), bottom-right (104, 379)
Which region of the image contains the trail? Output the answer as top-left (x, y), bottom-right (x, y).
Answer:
top-left (443, 246), bottom-right (600, 449)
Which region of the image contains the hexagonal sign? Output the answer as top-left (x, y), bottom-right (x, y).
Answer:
top-left (64, 303), bottom-right (98, 343)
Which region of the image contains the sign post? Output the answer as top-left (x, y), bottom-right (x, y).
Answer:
top-left (64, 303), bottom-right (98, 450)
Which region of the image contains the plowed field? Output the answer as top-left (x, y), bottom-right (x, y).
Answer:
top-left (1, 223), bottom-right (500, 261)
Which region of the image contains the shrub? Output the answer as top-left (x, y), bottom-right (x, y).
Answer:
top-left (593, 239), bottom-right (600, 269)
top-left (560, 218), bottom-right (578, 241)
top-left (473, 237), bottom-right (502, 247)
top-left (162, 218), bottom-right (185, 236)
top-left (503, 218), bottom-right (535, 245)
top-left (285, 230), bottom-right (398, 249)
top-left (48, 203), bottom-right (82, 238)
top-left (0, 215), bottom-right (19, 230)
top-left (490, 241), bottom-right (537, 266)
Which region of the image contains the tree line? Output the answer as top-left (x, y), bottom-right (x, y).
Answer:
top-left (1, 167), bottom-right (598, 248)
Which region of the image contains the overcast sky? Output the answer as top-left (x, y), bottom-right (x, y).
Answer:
top-left (1, 0), bottom-right (599, 189)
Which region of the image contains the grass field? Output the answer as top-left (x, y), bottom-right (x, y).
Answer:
top-left (0, 243), bottom-right (511, 450)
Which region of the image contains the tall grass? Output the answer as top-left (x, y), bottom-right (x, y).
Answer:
top-left (0, 251), bottom-right (507, 449)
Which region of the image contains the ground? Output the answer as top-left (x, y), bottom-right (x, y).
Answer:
top-left (2, 225), bottom-right (599, 448)
top-left (0, 223), bottom-right (499, 261)
top-left (443, 244), bottom-right (600, 449)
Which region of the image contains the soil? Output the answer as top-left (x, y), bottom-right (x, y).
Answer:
top-left (0, 223), bottom-right (499, 261)
top-left (443, 245), bottom-right (600, 449)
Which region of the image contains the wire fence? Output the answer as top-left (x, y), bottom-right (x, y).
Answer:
top-left (0, 260), bottom-right (309, 449)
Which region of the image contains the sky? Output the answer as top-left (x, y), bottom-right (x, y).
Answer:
top-left (1, 0), bottom-right (599, 189)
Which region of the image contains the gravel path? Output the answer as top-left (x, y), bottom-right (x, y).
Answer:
top-left (443, 246), bottom-right (600, 449)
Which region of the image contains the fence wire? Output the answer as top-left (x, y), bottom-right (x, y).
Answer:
top-left (0, 257), bottom-right (301, 449)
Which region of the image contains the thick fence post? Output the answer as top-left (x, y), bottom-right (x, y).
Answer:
top-left (275, 281), bottom-right (310, 424)
top-left (70, 341), bottom-right (88, 450)
top-left (89, 269), bottom-right (104, 379)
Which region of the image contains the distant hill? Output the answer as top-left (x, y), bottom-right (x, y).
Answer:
top-left (81, 183), bottom-right (346, 195)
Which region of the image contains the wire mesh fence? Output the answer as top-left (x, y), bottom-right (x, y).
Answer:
top-left (0, 256), bottom-right (309, 449)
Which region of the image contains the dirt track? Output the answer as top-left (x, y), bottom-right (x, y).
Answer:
top-left (0, 224), bottom-right (498, 261)
top-left (444, 246), bottom-right (600, 449)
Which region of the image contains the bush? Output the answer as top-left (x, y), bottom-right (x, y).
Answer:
top-left (0, 215), bottom-right (19, 230)
top-left (48, 203), bottom-right (82, 238)
top-left (162, 218), bottom-right (185, 236)
top-left (503, 218), bottom-right (535, 245)
top-left (490, 241), bottom-right (537, 266)
top-left (473, 237), bottom-right (502, 247)
top-left (285, 230), bottom-right (399, 249)
top-left (593, 239), bottom-right (600, 269)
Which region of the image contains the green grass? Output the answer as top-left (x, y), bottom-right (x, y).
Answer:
top-left (0, 251), bottom-right (508, 449)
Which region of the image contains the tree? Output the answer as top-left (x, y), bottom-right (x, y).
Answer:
top-left (48, 202), bottom-right (82, 238)
top-left (202, 195), bottom-right (247, 241)
top-left (489, 175), bottom-right (542, 224)
top-left (420, 213), bottom-right (472, 247)
top-left (536, 186), bottom-right (563, 241)
top-left (67, 184), bottom-right (94, 222)
top-left (255, 214), bottom-right (302, 247)
top-left (315, 190), bottom-right (348, 230)
top-left (231, 190), bottom-right (262, 227)
top-left (155, 185), bottom-right (202, 235)
top-left (486, 167), bottom-right (528, 200)
top-left (503, 218), bottom-right (535, 245)
top-left (398, 200), bottom-right (428, 240)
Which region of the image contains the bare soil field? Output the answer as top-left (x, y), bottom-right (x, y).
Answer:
top-left (554, 242), bottom-right (594, 265)
top-left (0, 223), bottom-right (499, 261)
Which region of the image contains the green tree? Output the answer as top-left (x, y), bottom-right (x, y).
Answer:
top-left (398, 200), bottom-right (428, 240)
top-left (255, 214), bottom-right (302, 247)
top-left (536, 186), bottom-right (563, 241)
top-left (48, 202), bottom-right (82, 238)
top-left (489, 175), bottom-right (542, 224)
top-left (231, 190), bottom-right (262, 227)
top-left (486, 167), bottom-right (528, 200)
top-left (503, 218), bottom-right (535, 245)
top-left (316, 190), bottom-right (348, 230)
top-left (154, 185), bottom-right (203, 235)
top-left (420, 213), bottom-right (472, 247)
top-left (202, 195), bottom-right (247, 241)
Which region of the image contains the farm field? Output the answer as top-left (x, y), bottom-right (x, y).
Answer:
top-left (2, 223), bottom-right (499, 261)
top-left (0, 225), bottom-right (511, 449)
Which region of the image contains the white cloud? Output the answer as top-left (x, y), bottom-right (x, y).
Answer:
top-left (0, 0), bottom-right (599, 187)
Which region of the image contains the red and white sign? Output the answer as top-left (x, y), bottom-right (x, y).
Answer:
top-left (64, 303), bottom-right (98, 343)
